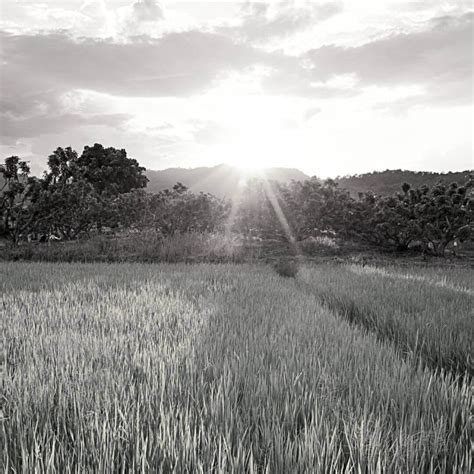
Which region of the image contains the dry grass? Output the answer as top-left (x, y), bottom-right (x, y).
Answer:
top-left (1, 262), bottom-right (472, 472)
top-left (0, 232), bottom-right (246, 264)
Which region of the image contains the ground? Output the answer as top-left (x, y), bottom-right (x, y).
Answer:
top-left (1, 262), bottom-right (472, 472)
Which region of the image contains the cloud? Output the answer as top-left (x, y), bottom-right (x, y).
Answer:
top-left (193, 121), bottom-right (235, 145)
top-left (0, 30), bottom-right (275, 103)
top-left (123, 0), bottom-right (165, 36)
top-left (1, 9), bottom-right (471, 149)
top-left (221, 1), bottom-right (342, 42)
top-left (0, 27), bottom-right (344, 120)
top-left (78, 0), bottom-right (114, 35)
top-left (305, 12), bottom-right (473, 106)
top-left (0, 112), bottom-right (130, 143)
top-left (261, 67), bottom-right (359, 98)
top-left (0, 28), bottom-right (297, 142)
top-left (132, 0), bottom-right (164, 22)
top-left (304, 106), bottom-right (322, 120)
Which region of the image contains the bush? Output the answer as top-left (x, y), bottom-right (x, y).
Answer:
top-left (156, 232), bottom-right (243, 262)
top-left (300, 236), bottom-right (339, 255)
top-left (274, 259), bottom-right (299, 278)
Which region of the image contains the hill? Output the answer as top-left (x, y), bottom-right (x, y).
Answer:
top-left (145, 166), bottom-right (473, 198)
top-left (145, 164), bottom-right (309, 198)
top-left (336, 170), bottom-right (473, 197)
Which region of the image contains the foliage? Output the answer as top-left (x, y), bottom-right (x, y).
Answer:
top-left (299, 235), bottom-right (339, 255)
top-left (287, 178), bottom-right (353, 238)
top-left (1, 145), bottom-right (472, 257)
top-left (337, 169), bottom-right (472, 196)
top-left (106, 189), bottom-right (149, 230)
top-left (233, 178), bottom-right (292, 242)
top-left (37, 180), bottom-right (105, 240)
top-left (350, 178), bottom-right (473, 255)
top-left (0, 157), bottom-right (42, 244)
top-left (413, 180), bottom-right (473, 255)
top-left (139, 183), bottom-right (229, 238)
top-left (0, 145), bottom-right (149, 242)
top-left (44, 144), bottom-right (148, 195)
top-left (76, 143), bottom-right (148, 195)
top-left (233, 178), bottom-right (351, 244)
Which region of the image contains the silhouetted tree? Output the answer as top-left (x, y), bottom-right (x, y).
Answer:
top-left (36, 144), bottom-right (149, 238)
top-left (77, 144), bottom-right (148, 195)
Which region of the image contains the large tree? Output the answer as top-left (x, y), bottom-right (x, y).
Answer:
top-left (77, 144), bottom-right (148, 195)
top-left (44, 144), bottom-right (148, 195)
top-left (37, 144), bottom-right (149, 238)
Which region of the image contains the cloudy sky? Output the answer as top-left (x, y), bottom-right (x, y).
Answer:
top-left (0, 1), bottom-right (472, 176)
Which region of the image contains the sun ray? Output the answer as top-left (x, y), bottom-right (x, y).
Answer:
top-left (224, 180), bottom-right (244, 240)
top-left (260, 171), bottom-right (299, 255)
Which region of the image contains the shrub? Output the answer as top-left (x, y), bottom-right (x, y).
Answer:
top-left (300, 236), bottom-right (339, 255)
top-left (274, 258), bottom-right (299, 278)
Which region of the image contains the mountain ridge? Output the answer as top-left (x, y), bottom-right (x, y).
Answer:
top-left (145, 164), bottom-right (309, 198)
top-left (145, 165), bottom-right (473, 198)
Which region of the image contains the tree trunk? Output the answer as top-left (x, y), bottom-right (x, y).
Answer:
top-left (435, 241), bottom-right (448, 257)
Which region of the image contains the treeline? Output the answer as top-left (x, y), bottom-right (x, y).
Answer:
top-left (232, 177), bottom-right (473, 256)
top-left (1, 144), bottom-right (473, 258)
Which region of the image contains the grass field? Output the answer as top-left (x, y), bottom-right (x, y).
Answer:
top-left (1, 262), bottom-right (472, 472)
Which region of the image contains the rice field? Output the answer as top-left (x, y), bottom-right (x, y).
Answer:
top-left (1, 262), bottom-right (472, 473)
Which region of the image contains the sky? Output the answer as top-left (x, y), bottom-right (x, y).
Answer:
top-left (0, 0), bottom-right (472, 177)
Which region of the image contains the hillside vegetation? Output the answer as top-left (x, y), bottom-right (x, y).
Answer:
top-left (336, 170), bottom-right (472, 197)
top-left (144, 166), bottom-right (472, 198)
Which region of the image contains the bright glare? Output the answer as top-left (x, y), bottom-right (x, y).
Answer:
top-left (208, 116), bottom-right (297, 171)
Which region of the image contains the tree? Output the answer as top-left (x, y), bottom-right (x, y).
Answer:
top-left (140, 183), bottom-right (229, 237)
top-left (37, 144), bottom-right (149, 238)
top-left (347, 178), bottom-right (473, 256)
top-left (413, 178), bottom-right (473, 256)
top-left (107, 190), bottom-right (149, 231)
top-left (43, 147), bottom-right (80, 187)
top-left (288, 178), bottom-right (354, 239)
top-left (372, 193), bottom-right (419, 251)
top-left (234, 178), bottom-right (354, 244)
top-left (37, 180), bottom-right (104, 240)
top-left (0, 157), bottom-right (41, 244)
top-left (77, 144), bottom-right (148, 195)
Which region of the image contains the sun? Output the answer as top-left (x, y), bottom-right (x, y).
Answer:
top-left (225, 152), bottom-right (265, 174)
top-left (200, 94), bottom-right (303, 171)
top-left (213, 127), bottom-right (294, 172)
